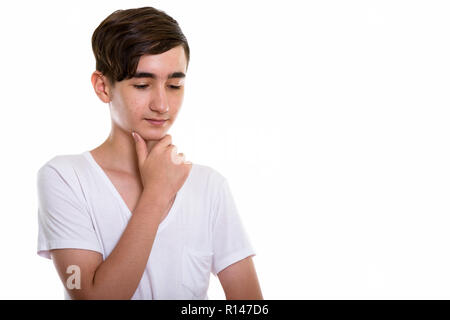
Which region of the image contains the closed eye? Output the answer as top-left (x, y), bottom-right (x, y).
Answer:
top-left (133, 84), bottom-right (182, 90)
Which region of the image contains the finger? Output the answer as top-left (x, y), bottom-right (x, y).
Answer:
top-left (157, 134), bottom-right (172, 149)
top-left (170, 147), bottom-right (185, 165)
top-left (132, 131), bottom-right (148, 168)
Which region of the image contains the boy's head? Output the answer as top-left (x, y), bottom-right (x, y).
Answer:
top-left (90, 7), bottom-right (189, 141)
top-left (92, 6), bottom-right (190, 87)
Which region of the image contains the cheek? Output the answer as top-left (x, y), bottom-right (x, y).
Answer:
top-left (125, 96), bottom-right (148, 118)
top-left (169, 102), bottom-right (182, 119)
top-left (169, 92), bottom-right (184, 113)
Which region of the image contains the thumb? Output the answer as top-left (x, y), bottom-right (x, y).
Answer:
top-left (132, 131), bottom-right (147, 168)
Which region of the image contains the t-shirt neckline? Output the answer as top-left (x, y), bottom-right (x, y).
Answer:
top-left (82, 150), bottom-right (185, 233)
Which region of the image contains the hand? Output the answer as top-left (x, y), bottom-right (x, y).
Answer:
top-left (132, 132), bottom-right (192, 205)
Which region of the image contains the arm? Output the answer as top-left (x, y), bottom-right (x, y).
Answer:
top-left (218, 256), bottom-right (263, 300)
top-left (50, 188), bottom-right (169, 300)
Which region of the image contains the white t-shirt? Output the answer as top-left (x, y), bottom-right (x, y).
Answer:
top-left (36, 150), bottom-right (256, 300)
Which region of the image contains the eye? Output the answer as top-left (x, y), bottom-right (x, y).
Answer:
top-left (169, 85), bottom-right (182, 90)
top-left (133, 84), bottom-right (148, 90)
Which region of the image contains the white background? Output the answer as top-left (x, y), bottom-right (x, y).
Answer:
top-left (0, 0), bottom-right (449, 299)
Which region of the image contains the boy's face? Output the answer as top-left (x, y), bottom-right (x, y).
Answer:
top-left (107, 45), bottom-right (187, 140)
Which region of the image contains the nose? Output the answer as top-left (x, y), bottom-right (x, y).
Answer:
top-left (149, 83), bottom-right (169, 113)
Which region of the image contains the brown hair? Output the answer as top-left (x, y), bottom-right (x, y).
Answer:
top-left (91, 7), bottom-right (190, 87)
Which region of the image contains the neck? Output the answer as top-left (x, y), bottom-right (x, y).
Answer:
top-left (91, 124), bottom-right (160, 178)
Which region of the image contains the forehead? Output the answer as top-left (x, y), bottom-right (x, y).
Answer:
top-left (135, 46), bottom-right (187, 77)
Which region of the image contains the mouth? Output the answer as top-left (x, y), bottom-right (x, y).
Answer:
top-left (145, 118), bottom-right (167, 126)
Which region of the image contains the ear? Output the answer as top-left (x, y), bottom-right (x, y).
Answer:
top-left (91, 71), bottom-right (113, 103)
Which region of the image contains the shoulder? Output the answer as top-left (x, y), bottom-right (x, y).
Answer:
top-left (189, 162), bottom-right (227, 190)
top-left (181, 162), bottom-right (230, 210)
top-left (37, 152), bottom-right (88, 185)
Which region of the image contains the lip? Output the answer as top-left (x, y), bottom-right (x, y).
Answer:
top-left (145, 118), bottom-right (167, 126)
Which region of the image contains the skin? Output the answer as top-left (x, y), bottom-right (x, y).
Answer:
top-left (50, 45), bottom-right (263, 299)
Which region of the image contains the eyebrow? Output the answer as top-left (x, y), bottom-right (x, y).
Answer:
top-left (132, 71), bottom-right (186, 79)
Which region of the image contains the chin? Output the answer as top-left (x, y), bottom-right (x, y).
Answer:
top-left (142, 128), bottom-right (170, 140)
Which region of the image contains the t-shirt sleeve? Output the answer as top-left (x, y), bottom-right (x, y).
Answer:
top-left (211, 177), bottom-right (256, 276)
top-left (36, 164), bottom-right (103, 259)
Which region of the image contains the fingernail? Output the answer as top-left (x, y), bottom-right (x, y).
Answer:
top-left (132, 131), bottom-right (138, 141)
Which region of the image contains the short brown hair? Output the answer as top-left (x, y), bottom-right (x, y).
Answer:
top-left (91, 7), bottom-right (190, 86)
